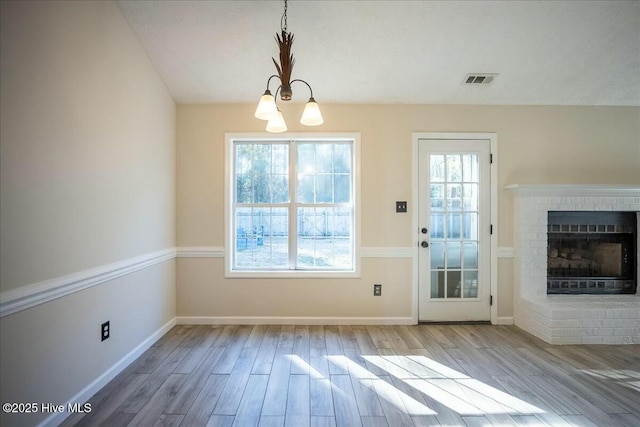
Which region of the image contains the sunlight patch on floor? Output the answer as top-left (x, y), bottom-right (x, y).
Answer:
top-left (287, 354), bottom-right (325, 379)
top-left (327, 355), bottom-right (437, 415)
top-left (289, 352), bottom-right (547, 418)
top-left (581, 369), bottom-right (640, 392)
top-left (363, 355), bottom-right (545, 416)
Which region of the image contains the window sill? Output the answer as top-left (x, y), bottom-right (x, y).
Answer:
top-left (224, 269), bottom-right (361, 279)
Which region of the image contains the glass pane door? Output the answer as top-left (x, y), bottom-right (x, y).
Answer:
top-left (429, 154), bottom-right (479, 299)
top-left (418, 138), bottom-right (490, 322)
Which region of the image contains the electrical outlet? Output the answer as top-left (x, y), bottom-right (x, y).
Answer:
top-left (101, 321), bottom-right (110, 341)
top-left (374, 284), bottom-right (382, 296)
top-left (396, 201), bottom-right (407, 213)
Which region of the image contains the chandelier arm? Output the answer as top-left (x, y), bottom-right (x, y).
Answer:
top-left (290, 79), bottom-right (314, 99)
top-left (274, 85), bottom-right (283, 107)
top-left (265, 74), bottom-right (282, 91)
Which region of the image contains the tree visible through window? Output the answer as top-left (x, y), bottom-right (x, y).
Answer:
top-left (228, 136), bottom-right (358, 274)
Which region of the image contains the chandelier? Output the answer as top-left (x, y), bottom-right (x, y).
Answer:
top-left (254, 0), bottom-right (323, 133)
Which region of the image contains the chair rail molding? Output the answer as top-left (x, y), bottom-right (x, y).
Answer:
top-left (361, 247), bottom-right (413, 258)
top-left (176, 246), bottom-right (225, 257)
top-left (0, 248), bottom-right (176, 317)
top-left (497, 247), bottom-right (515, 258)
top-left (1, 243), bottom-right (514, 318)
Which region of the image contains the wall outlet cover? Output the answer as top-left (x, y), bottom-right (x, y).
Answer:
top-left (374, 284), bottom-right (382, 296)
top-left (101, 321), bottom-right (110, 341)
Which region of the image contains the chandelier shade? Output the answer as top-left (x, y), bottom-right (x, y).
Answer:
top-left (254, 90), bottom-right (278, 120)
top-left (300, 98), bottom-right (324, 126)
top-left (255, 0), bottom-right (323, 132)
top-left (266, 110), bottom-right (288, 133)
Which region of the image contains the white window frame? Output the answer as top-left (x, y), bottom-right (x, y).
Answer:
top-left (224, 133), bottom-right (361, 278)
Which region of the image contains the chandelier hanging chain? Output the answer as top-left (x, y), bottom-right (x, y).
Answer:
top-left (281, 0), bottom-right (288, 32)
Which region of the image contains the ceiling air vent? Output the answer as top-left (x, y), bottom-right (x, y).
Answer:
top-left (464, 73), bottom-right (498, 84)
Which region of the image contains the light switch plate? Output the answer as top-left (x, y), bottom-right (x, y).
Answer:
top-left (396, 201), bottom-right (407, 213)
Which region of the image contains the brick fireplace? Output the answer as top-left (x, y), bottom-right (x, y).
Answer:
top-left (508, 185), bottom-right (640, 344)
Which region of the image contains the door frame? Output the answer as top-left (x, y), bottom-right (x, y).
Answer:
top-left (411, 133), bottom-right (498, 324)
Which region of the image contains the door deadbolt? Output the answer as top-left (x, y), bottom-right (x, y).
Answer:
top-left (421, 227), bottom-right (428, 234)
top-left (421, 241), bottom-right (429, 248)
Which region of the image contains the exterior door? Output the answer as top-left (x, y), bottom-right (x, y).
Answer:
top-left (418, 139), bottom-right (491, 321)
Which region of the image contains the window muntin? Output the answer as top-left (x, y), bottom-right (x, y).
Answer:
top-left (228, 136), bottom-right (358, 275)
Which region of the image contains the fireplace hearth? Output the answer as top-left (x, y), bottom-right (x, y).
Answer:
top-left (547, 211), bottom-right (637, 294)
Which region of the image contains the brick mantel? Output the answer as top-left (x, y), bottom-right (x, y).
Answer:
top-left (507, 184), bottom-right (640, 344)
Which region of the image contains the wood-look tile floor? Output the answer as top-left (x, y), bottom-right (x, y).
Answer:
top-left (61, 325), bottom-right (640, 427)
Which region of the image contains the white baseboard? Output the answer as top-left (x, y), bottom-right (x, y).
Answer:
top-left (494, 316), bottom-right (515, 325)
top-left (39, 317), bottom-right (177, 427)
top-left (176, 316), bottom-right (516, 326)
top-left (176, 316), bottom-right (415, 325)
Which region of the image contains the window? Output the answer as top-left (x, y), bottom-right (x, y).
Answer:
top-left (225, 134), bottom-right (360, 277)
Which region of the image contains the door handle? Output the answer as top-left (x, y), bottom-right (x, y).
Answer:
top-left (421, 241), bottom-right (429, 248)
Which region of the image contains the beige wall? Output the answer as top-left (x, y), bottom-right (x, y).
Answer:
top-left (0, 2), bottom-right (176, 426)
top-left (1, 1), bottom-right (639, 423)
top-left (176, 103), bottom-right (639, 320)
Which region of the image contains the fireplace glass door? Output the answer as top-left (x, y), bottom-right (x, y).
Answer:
top-left (547, 211), bottom-right (637, 294)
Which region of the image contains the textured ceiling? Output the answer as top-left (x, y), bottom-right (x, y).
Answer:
top-left (118, 0), bottom-right (640, 106)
